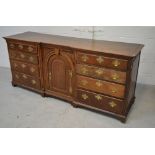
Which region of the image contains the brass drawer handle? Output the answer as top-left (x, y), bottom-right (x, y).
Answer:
top-left (21, 64), bottom-right (26, 68)
top-left (18, 45), bottom-right (23, 49)
top-left (111, 89), bottom-right (117, 93)
top-left (95, 94), bottom-right (102, 100)
top-left (15, 74), bottom-right (19, 79)
top-left (109, 101), bottom-right (117, 108)
top-left (81, 55), bottom-right (89, 62)
top-left (82, 94), bottom-right (88, 100)
top-left (81, 67), bottom-right (88, 74)
top-left (22, 74), bottom-right (27, 79)
top-left (14, 63), bottom-right (17, 68)
top-left (28, 46), bottom-right (33, 52)
top-left (29, 56), bottom-right (34, 62)
top-left (112, 73), bottom-right (119, 80)
top-left (96, 81), bottom-right (102, 87)
top-left (30, 67), bottom-right (35, 73)
top-left (10, 43), bottom-right (15, 48)
top-left (95, 69), bottom-right (103, 75)
top-left (20, 53), bottom-right (25, 58)
top-left (112, 60), bottom-right (120, 67)
top-left (96, 56), bottom-right (104, 64)
top-left (81, 80), bottom-right (88, 86)
top-left (32, 80), bottom-right (36, 85)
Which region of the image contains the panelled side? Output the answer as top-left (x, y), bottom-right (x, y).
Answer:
top-left (126, 53), bottom-right (141, 112)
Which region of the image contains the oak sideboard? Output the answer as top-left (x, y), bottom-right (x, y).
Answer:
top-left (4, 32), bottom-right (144, 122)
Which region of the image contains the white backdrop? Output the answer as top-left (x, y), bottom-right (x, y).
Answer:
top-left (0, 26), bottom-right (155, 85)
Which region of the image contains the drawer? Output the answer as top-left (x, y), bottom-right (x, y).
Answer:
top-left (9, 50), bottom-right (38, 64)
top-left (77, 75), bottom-right (125, 98)
top-left (76, 64), bottom-right (126, 84)
top-left (12, 72), bottom-right (41, 90)
top-left (77, 89), bottom-right (124, 114)
top-left (8, 42), bottom-right (38, 53)
top-left (77, 52), bottom-right (128, 71)
top-left (11, 60), bottom-right (39, 77)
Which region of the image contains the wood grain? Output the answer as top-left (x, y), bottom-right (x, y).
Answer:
top-left (77, 52), bottom-right (128, 71)
top-left (4, 31), bottom-right (144, 57)
top-left (77, 89), bottom-right (124, 114)
top-left (4, 32), bottom-right (144, 122)
top-left (11, 60), bottom-right (39, 77)
top-left (76, 64), bottom-right (126, 84)
top-left (77, 75), bottom-right (125, 98)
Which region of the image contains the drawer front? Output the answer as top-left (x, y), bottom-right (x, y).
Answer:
top-left (76, 64), bottom-right (126, 84)
top-left (11, 60), bottom-right (39, 77)
top-left (9, 50), bottom-right (38, 64)
top-left (77, 89), bottom-right (124, 114)
top-left (8, 42), bottom-right (37, 53)
top-left (77, 52), bottom-right (128, 71)
top-left (12, 72), bottom-right (41, 90)
top-left (77, 75), bottom-right (125, 98)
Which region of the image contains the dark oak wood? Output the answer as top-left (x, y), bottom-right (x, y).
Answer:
top-left (77, 75), bottom-right (125, 98)
top-left (8, 41), bottom-right (38, 54)
top-left (11, 60), bottom-right (39, 77)
top-left (76, 64), bottom-right (126, 84)
top-left (77, 52), bottom-right (128, 71)
top-left (77, 89), bottom-right (124, 114)
top-left (4, 32), bottom-right (144, 122)
top-left (9, 50), bottom-right (39, 64)
top-left (12, 71), bottom-right (41, 90)
top-left (43, 48), bottom-right (74, 97)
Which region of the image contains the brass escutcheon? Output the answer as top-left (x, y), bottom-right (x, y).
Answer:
top-left (82, 94), bottom-right (88, 100)
top-left (112, 73), bottom-right (119, 80)
top-left (95, 69), bottom-right (103, 75)
top-left (18, 44), bottom-right (23, 49)
top-left (30, 67), bottom-right (35, 73)
top-left (32, 80), bottom-right (36, 85)
top-left (22, 74), bottom-right (27, 79)
top-left (81, 80), bottom-right (88, 86)
top-left (95, 94), bottom-right (102, 100)
top-left (21, 64), bottom-right (26, 68)
top-left (109, 101), bottom-right (117, 108)
top-left (29, 56), bottom-right (34, 62)
top-left (96, 81), bottom-right (102, 87)
top-left (112, 59), bottom-right (120, 67)
top-left (111, 89), bottom-right (117, 93)
top-left (28, 46), bottom-right (33, 52)
top-left (96, 56), bottom-right (104, 64)
top-left (81, 55), bottom-right (89, 62)
top-left (81, 67), bottom-right (88, 74)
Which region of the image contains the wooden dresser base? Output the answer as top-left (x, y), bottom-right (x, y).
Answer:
top-left (4, 32), bottom-right (144, 123)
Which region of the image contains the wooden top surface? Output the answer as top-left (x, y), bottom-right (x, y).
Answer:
top-left (4, 31), bottom-right (144, 57)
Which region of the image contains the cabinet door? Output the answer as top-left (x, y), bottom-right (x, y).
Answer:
top-left (44, 48), bottom-right (73, 96)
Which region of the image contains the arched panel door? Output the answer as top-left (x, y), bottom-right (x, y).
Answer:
top-left (45, 52), bottom-right (73, 96)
